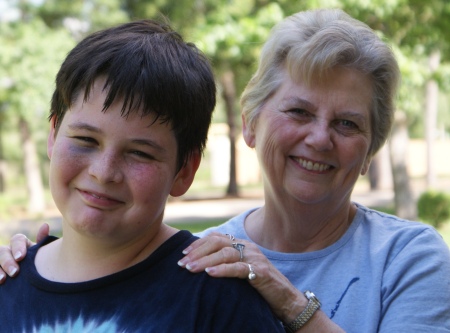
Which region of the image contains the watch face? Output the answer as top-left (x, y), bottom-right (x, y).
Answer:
top-left (305, 290), bottom-right (321, 307)
top-left (305, 291), bottom-right (315, 299)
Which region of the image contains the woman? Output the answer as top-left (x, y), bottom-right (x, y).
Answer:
top-left (178, 8), bottom-right (450, 332)
top-left (1, 9), bottom-right (450, 333)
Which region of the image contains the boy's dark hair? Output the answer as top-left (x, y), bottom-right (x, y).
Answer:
top-left (50, 19), bottom-right (216, 170)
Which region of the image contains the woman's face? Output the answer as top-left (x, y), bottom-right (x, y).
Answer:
top-left (244, 67), bottom-right (373, 206)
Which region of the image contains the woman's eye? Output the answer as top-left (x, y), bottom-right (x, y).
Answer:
top-left (289, 108), bottom-right (309, 115)
top-left (334, 119), bottom-right (362, 134)
top-left (340, 120), bottom-right (357, 128)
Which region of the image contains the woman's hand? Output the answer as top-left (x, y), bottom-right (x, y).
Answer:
top-left (178, 232), bottom-right (307, 323)
top-left (0, 223), bottom-right (49, 284)
top-left (178, 233), bottom-right (345, 332)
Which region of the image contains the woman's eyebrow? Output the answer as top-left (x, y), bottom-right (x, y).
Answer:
top-left (281, 96), bottom-right (316, 110)
top-left (338, 111), bottom-right (368, 123)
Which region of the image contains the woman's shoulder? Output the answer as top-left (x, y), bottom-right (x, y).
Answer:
top-left (354, 203), bottom-right (447, 250)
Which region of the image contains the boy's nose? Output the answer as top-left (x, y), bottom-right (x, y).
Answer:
top-left (88, 152), bottom-right (124, 184)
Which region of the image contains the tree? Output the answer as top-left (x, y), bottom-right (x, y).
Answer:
top-left (389, 111), bottom-right (417, 219)
top-left (386, 0), bottom-right (450, 192)
top-left (0, 0), bottom-right (132, 214)
top-left (336, 0), bottom-right (450, 217)
top-left (0, 9), bottom-right (74, 213)
top-left (191, 1), bottom-right (285, 196)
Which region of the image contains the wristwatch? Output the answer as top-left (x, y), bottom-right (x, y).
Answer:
top-left (283, 291), bottom-right (321, 333)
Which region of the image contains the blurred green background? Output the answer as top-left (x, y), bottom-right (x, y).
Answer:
top-left (1, 0), bottom-right (450, 245)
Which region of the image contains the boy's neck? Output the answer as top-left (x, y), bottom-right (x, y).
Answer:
top-left (34, 224), bottom-right (179, 283)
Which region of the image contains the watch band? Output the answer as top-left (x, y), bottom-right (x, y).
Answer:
top-left (283, 291), bottom-right (321, 333)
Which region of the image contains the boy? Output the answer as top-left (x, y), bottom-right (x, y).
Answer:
top-left (0, 20), bottom-right (283, 332)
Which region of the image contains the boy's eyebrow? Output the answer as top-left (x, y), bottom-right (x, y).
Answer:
top-left (68, 122), bottom-right (101, 133)
top-left (68, 122), bottom-right (166, 152)
top-left (131, 139), bottom-right (166, 153)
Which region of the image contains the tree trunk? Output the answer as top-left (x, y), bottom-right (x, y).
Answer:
top-left (368, 153), bottom-right (381, 190)
top-left (0, 118), bottom-right (5, 193)
top-left (389, 111), bottom-right (416, 220)
top-left (220, 70), bottom-right (239, 197)
top-left (425, 50), bottom-right (440, 188)
top-left (19, 116), bottom-right (45, 214)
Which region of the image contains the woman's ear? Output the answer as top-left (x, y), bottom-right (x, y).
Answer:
top-left (47, 116), bottom-right (57, 159)
top-left (361, 156), bottom-right (372, 176)
top-left (170, 151), bottom-right (201, 197)
top-left (242, 114), bottom-right (256, 148)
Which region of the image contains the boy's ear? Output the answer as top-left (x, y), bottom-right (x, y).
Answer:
top-left (242, 114), bottom-right (256, 148)
top-left (170, 150), bottom-right (201, 197)
top-left (47, 116), bottom-right (57, 159)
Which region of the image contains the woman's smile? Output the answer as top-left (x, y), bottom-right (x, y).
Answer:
top-left (291, 156), bottom-right (333, 173)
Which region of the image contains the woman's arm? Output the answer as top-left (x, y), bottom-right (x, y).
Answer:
top-left (0, 223), bottom-right (49, 283)
top-left (178, 233), bottom-right (345, 333)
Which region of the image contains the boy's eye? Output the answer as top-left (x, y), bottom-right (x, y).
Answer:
top-left (131, 150), bottom-right (153, 160)
top-left (74, 136), bottom-right (96, 143)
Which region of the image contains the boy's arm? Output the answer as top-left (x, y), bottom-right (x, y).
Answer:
top-left (0, 223), bottom-right (49, 283)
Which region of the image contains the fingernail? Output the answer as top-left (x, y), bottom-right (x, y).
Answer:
top-left (186, 262), bottom-right (197, 271)
top-left (0, 273), bottom-right (5, 281)
top-left (177, 260), bottom-right (186, 267)
top-left (14, 251), bottom-right (22, 260)
top-left (182, 246), bottom-right (192, 255)
top-left (205, 267), bottom-right (215, 274)
top-left (8, 267), bottom-right (17, 277)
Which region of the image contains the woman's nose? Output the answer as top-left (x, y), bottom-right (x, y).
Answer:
top-left (303, 121), bottom-right (334, 151)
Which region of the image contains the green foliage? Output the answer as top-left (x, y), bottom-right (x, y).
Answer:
top-left (417, 190), bottom-right (450, 228)
top-left (1, 0), bottom-right (450, 212)
top-left (38, 0), bottom-right (129, 33)
top-left (192, 1), bottom-right (285, 89)
top-left (0, 18), bottom-right (75, 126)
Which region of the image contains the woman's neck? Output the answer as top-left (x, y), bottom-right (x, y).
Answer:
top-left (245, 199), bottom-right (356, 253)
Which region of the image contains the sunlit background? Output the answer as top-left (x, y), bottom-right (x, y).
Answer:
top-left (0, 0), bottom-right (449, 244)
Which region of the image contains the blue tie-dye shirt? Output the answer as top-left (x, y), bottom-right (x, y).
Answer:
top-left (1, 231), bottom-right (283, 333)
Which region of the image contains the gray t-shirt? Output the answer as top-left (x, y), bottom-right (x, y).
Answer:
top-left (196, 203), bottom-right (450, 333)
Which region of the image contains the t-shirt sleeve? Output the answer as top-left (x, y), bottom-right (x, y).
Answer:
top-left (195, 276), bottom-right (284, 332)
top-left (379, 227), bottom-right (450, 332)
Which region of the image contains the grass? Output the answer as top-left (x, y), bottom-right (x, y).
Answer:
top-left (1, 181), bottom-right (449, 247)
top-left (169, 220), bottom-right (226, 234)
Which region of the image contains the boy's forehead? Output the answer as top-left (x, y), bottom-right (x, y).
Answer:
top-left (75, 77), bottom-right (167, 126)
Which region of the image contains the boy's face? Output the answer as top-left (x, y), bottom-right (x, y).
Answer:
top-left (47, 78), bottom-right (198, 243)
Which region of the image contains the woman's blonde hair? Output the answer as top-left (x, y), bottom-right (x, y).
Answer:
top-left (241, 8), bottom-right (400, 156)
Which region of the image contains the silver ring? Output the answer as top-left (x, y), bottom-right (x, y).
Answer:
top-left (225, 233), bottom-right (235, 242)
top-left (248, 264), bottom-right (256, 280)
top-left (232, 242), bottom-right (245, 261)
